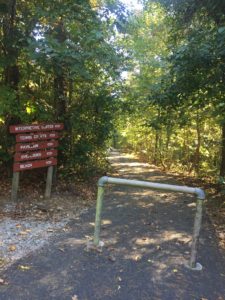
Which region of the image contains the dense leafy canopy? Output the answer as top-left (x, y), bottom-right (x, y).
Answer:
top-left (117, 0), bottom-right (225, 181)
top-left (0, 0), bottom-right (126, 177)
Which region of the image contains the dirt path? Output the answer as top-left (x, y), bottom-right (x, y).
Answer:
top-left (0, 151), bottom-right (225, 300)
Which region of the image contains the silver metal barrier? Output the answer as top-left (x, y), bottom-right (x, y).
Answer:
top-left (93, 176), bottom-right (205, 271)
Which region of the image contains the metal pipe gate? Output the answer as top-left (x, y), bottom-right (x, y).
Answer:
top-left (93, 176), bottom-right (205, 271)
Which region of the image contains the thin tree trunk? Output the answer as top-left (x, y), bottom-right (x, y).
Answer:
top-left (194, 113), bottom-right (201, 175)
top-left (220, 122), bottom-right (225, 177)
top-left (154, 130), bottom-right (159, 164)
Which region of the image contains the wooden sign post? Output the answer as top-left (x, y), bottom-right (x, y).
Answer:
top-left (9, 123), bottom-right (64, 201)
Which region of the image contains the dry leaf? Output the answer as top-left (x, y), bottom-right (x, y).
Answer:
top-left (0, 278), bottom-right (8, 285)
top-left (108, 254), bottom-right (116, 262)
top-left (134, 255), bottom-right (142, 261)
top-left (173, 269), bottom-right (178, 273)
top-left (0, 258), bottom-right (6, 266)
top-left (19, 231), bottom-right (28, 236)
top-left (8, 245), bottom-right (16, 252)
top-left (58, 248), bottom-right (65, 252)
top-left (72, 295), bottom-right (78, 300)
top-left (18, 265), bottom-right (31, 271)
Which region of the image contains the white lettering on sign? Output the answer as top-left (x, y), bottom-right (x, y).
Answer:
top-left (41, 124), bottom-right (53, 129)
top-left (21, 135), bottom-right (32, 141)
top-left (15, 125), bottom-right (39, 132)
top-left (20, 163), bottom-right (32, 169)
top-left (10, 123), bottom-right (64, 133)
top-left (20, 153), bottom-right (41, 160)
top-left (20, 144), bottom-right (38, 150)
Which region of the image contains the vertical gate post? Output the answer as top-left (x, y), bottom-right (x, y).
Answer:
top-left (189, 198), bottom-right (203, 270)
top-left (93, 186), bottom-right (105, 246)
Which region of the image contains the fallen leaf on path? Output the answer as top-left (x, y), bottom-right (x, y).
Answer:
top-left (8, 245), bottom-right (16, 252)
top-left (72, 295), bottom-right (78, 300)
top-left (134, 255), bottom-right (142, 261)
top-left (173, 269), bottom-right (178, 273)
top-left (0, 258), bottom-right (6, 266)
top-left (19, 231), bottom-right (28, 236)
top-left (108, 254), bottom-right (116, 262)
top-left (58, 248), bottom-right (65, 252)
top-left (18, 265), bottom-right (31, 271)
top-left (0, 278), bottom-right (8, 285)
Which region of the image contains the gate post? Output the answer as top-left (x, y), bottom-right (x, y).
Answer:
top-left (189, 198), bottom-right (203, 270)
top-left (94, 186), bottom-right (105, 246)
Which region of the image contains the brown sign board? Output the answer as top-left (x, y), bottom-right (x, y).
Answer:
top-left (13, 158), bottom-right (57, 172)
top-left (10, 123), bottom-right (64, 200)
top-left (15, 140), bottom-right (59, 152)
top-left (10, 123), bottom-right (64, 133)
top-left (14, 149), bottom-right (58, 162)
top-left (16, 132), bottom-right (59, 143)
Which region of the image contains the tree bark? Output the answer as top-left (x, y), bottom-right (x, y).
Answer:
top-left (194, 113), bottom-right (201, 175)
top-left (220, 122), bottom-right (225, 177)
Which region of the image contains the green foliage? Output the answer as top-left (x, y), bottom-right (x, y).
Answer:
top-left (117, 0), bottom-right (225, 179)
top-left (0, 0), bottom-right (126, 177)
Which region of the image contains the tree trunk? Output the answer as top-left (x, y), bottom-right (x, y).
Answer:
top-left (53, 19), bottom-right (69, 122)
top-left (1, 0), bottom-right (21, 175)
top-left (54, 74), bottom-right (67, 119)
top-left (154, 130), bottom-right (159, 164)
top-left (3, 0), bottom-right (19, 91)
top-left (194, 113), bottom-right (201, 175)
top-left (220, 122), bottom-right (225, 177)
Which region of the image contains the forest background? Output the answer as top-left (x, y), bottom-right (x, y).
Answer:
top-left (0, 0), bottom-right (225, 199)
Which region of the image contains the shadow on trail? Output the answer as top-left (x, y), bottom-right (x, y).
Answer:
top-left (1, 151), bottom-right (225, 300)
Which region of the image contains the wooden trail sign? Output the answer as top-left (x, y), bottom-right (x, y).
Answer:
top-left (15, 140), bottom-right (59, 152)
top-left (16, 132), bottom-right (59, 143)
top-left (10, 123), bottom-right (64, 201)
top-left (10, 123), bottom-right (64, 133)
top-left (14, 149), bottom-right (58, 162)
top-left (13, 158), bottom-right (57, 172)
